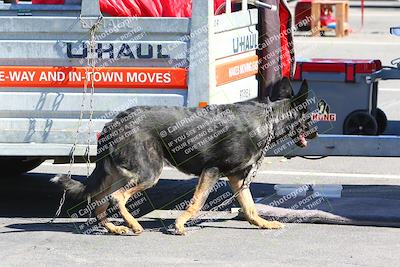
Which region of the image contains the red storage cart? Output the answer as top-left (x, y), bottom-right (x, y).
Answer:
top-left (292, 58), bottom-right (386, 135)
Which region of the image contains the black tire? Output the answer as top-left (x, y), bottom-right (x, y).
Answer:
top-left (374, 108), bottom-right (387, 135)
top-left (343, 110), bottom-right (378, 135)
top-left (0, 157), bottom-right (45, 176)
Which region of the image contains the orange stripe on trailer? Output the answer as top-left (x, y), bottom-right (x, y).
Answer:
top-left (0, 66), bottom-right (188, 89)
top-left (215, 55), bottom-right (259, 86)
top-left (198, 101), bottom-right (208, 108)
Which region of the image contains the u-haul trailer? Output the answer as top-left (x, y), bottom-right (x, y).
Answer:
top-left (0, 0), bottom-right (262, 170)
top-left (4, 0), bottom-right (396, 175)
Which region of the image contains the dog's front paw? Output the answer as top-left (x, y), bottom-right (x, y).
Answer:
top-left (174, 224), bottom-right (187, 236)
top-left (110, 225), bottom-right (130, 235)
top-left (130, 224), bottom-right (144, 235)
top-left (259, 220), bottom-right (284, 230)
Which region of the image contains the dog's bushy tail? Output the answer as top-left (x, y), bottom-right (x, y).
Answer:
top-left (51, 174), bottom-right (88, 200)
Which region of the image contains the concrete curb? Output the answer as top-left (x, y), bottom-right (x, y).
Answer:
top-left (351, 3), bottom-right (400, 8)
top-left (350, 0), bottom-right (400, 8)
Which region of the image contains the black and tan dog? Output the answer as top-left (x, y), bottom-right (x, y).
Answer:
top-left (52, 77), bottom-right (317, 235)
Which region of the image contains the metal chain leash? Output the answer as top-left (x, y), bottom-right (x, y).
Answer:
top-left (143, 109), bottom-right (275, 233)
top-left (143, 165), bottom-right (259, 233)
top-left (164, 112), bottom-right (276, 233)
top-left (49, 16), bottom-right (103, 224)
top-left (186, 146), bottom-right (272, 228)
top-left (143, 108), bottom-right (276, 233)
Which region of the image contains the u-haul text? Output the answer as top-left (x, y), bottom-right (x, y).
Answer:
top-left (0, 70), bottom-right (172, 84)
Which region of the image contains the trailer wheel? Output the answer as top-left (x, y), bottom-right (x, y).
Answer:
top-left (1, 157), bottom-right (45, 176)
top-left (374, 108), bottom-right (387, 135)
top-left (343, 110), bottom-right (378, 135)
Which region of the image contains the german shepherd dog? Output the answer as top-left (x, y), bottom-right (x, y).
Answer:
top-left (52, 77), bottom-right (317, 235)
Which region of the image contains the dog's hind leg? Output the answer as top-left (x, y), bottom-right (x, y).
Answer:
top-left (111, 186), bottom-right (145, 235)
top-left (175, 167), bottom-right (220, 235)
top-left (94, 200), bottom-right (130, 235)
top-left (228, 175), bottom-right (284, 230)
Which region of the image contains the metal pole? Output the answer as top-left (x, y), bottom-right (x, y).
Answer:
top-left (361, 0), bottom-right (365, 28)
top-left (226, 0), bottom-right (232, 13)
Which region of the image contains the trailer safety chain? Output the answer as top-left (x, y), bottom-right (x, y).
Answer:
top-left (82, 15), bottom-right (103, 221)
top-left (82, 16), bottom-right (103, 178)
top-left (49, 16), bottom-right (103, 224)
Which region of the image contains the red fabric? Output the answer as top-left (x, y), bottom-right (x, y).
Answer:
top-left (99, 0), bottom-right (162, 17)
top-left (32, 0), bottom-right (64, 4)
top-left (100, 0), bottom-right (226, 17)
top-left (279, 2), bottom-right (291, 78)
top-left (162, 0), bottom-right (192, 17)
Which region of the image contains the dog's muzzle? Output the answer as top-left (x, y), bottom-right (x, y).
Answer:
top-left (299, 133), bottom-right (308, 147)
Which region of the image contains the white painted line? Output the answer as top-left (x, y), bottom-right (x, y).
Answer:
top-left (379, 88), bottom-right (400, 92)
top-left (44, 162), bottom-right (400, 179)
top-left (260, 170), bottom-right (400, 179)
top-left (42, 162), bottom-right (61, 166)
top-left (312, 184), bottom-right (343, 198)
top-left (295, 40), bottom-right (400, 46)
top-left (351, 13), bottom-right (400, 17)
top-left (43, 161), bottom-right (177, 171)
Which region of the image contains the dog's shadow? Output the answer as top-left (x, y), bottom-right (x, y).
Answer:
top-left (0, 172), bottom-right (276, 235)
top-left (1, 220), bottom-right (170, 235)
top-left (1, 217), bottom-right (249, 236)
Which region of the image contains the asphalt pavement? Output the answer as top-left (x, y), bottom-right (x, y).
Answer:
top-left (1, 217), bottom-right (399, 266)
top-left (1, 157), bottom-right (400, 266)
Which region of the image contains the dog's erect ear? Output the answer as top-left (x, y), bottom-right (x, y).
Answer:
top-left (293, 79), bottom-right (309, 106)
top-left (270, 77), bottom-right (294, 101)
